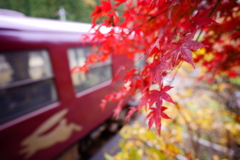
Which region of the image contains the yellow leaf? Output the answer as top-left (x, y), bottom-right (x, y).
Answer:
top-left (212, 154), bottom-right (219, 160)
top-left (125, 141), bottom-right (134, 150)
top-left (166, 143), bottom-right (180, 154)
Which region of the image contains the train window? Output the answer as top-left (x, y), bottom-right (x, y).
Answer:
top-left (0, 50), bottom-right (52, 85)
top-left (0, 50), bottom-right (57, 124)
top-left (68, 46), bottom-right (112, 93)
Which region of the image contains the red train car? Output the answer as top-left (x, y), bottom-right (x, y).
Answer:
top-left (0, 11), bottom-right (132, 160)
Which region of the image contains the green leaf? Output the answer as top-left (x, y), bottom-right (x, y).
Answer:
top-left (129, 147), bottom-right (141, 160)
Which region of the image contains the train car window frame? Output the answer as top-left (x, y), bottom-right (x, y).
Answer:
top-left (0, 49), bottom-right (58, 124)
top-left (67, 46), bottom-right (112, 93)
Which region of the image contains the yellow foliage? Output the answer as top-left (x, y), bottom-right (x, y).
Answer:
top-left (135, 140), bottom-right (142, 147)
top-left (163, 144), bottom-right (180, 159)
top-left (194, 48), bottom-right (206, 55)
top-left (110, 60), bottom-right (240, 160)
top-left (125, 141), bottom-right (134, 150)
top-left (212, 154), bottom-right (220, 160)
top-left (204, 53), bottom-right (214, 62)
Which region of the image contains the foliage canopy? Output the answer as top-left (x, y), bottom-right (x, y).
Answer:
top-left (83, 0), bottom-right (240, 135)
top-left (81, 0), bottom-right (240, 135)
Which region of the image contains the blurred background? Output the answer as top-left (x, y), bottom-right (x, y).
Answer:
top-left (0, 0), bottom-right (98, 22)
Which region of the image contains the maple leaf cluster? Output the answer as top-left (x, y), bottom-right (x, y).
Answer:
top-left (81, 0), bottom-right (239, 135)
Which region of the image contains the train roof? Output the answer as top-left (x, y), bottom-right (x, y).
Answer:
top-left (0, 13), bottom-right (92, 34)
top-left (0, 9), bottom-right (122, 44)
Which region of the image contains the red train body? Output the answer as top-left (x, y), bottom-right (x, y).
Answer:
top-left (0, 13), bottom-right (132, 160)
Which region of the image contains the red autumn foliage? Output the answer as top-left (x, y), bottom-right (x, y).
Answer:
top-left (147, 106), bottom-right (171, 135)
top-left (81, 0), bottom-right (240, 134)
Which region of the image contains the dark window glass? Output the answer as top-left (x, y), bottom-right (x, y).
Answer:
top-left (68, 46), bottom-right (112, 93)
top-left (0, 50), bottom-right (57, 124)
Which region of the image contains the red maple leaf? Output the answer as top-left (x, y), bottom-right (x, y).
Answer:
top-left (101, 0), bottom-right (112, 12)
top-left (71, 65), bottom-right (90, 73)
top-left (138, 92), bottom-right (149, 114)
top-left (125, 107), bottom-right (137, 122)
top-left (124, 69), bottom-right (136, 82)
top-left (91, 5), bottom-right (103, 26)
top-left (147, 106), bottom-right (170, 135)
top-left (100, 99), bottom-right (107, 110)
top-left (168, 32), bottom-right (207, 68)
top-left (192, 8), bottom-right (218, 28)
top-left (113, 100), bottom-right (124, 117)
top-left (111, 74), bottom-right (120, 84)
top-left (87, 54), bottom-right (98, 64)
top-left (114, 0), bottom-right (127, 7)
top-left (91, 0), bottom-right (113, 26)
top-left (148, 87), bottom-right (175, 108)
top-left (149, 58), bottom-right (173, 86)
top-left (138, 85), bottom-right (174, 115)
